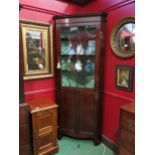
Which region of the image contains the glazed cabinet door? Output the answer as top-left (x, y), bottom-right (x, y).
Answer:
top-left (58, 24), bottom-right (98, 89)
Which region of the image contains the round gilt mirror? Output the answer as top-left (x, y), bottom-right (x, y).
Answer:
top-left (110, 17), bottom-right (135, 58)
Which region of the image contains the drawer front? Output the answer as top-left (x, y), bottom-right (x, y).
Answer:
top-left (19, 106), bottom-right (27, 126)
top-left (119, 128), bottom-right (135, 153)
top-left (33, 130), bottom-right (57, 155)
top-left (121, 110), bottom-right (135, 132)
top-left (119, 145), bottom-right (134, 155)
top-left (33, 108), bottom-right (57, 136)
top-left (19, 126), bottom-right (30, 147)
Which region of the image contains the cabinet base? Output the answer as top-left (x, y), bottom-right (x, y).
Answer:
top-left (58, 131), bottom-right (101, 146)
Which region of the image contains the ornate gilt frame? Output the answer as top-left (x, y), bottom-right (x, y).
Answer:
top-left (20, 20), bottom-right (54, 80)
top-left (110, 17), bottom-right (135, 58)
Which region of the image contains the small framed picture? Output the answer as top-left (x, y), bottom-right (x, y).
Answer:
top-left (115, 65), bottom-right (134, 91)
top-left (20, 20), bottom-right (54, 80)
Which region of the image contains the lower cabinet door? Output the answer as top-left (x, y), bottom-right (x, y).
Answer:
top-left (33, 131), bottom-right (57, 155)
top-left (59, 92), bottom-right (77, 133)
top-left (59, 91), bottom-right (98, 139)
top-left (79, 93), bottom-right (96, 134)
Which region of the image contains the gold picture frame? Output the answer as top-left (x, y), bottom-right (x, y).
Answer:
top-left (115, 65), bottom-right (134, 91)
top-left (110, 17), bottom-right (135, 58)
top-left (20, 20), bottom-right (54, 80)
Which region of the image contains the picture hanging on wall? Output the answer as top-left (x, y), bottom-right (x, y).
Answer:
top-left (20, 20), bottom-right (54, 80)
top-left (115, 65), bottom-right (134, 91)
top-left (110, 17), bottom-right (135, 58)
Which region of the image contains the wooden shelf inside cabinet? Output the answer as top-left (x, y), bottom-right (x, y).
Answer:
top-left (27, 99), bottom-right (59, 155)
top-left (61, 54), bottom-right (95, 56)
top-left (119, 102), bottom-right (135, 155)
top-left (61, 37), bottom-right (96, 41)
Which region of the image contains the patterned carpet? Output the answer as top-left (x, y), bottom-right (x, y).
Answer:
top-left (53, 136), bottom-right (116, 155)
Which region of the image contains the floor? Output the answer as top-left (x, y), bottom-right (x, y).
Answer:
top-left (54, 136), bottom-right (116, 155)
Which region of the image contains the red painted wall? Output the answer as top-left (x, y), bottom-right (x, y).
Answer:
top-left (19, 0), bottom-right (135, 143)
top-left (102, 2), bottom-right (135, 142)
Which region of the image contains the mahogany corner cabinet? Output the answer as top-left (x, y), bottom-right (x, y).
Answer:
top-left (53, 13), bottom-right (107, 145)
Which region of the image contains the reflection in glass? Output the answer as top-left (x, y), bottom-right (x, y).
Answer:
top-left (60, 25), bottom-right (96, 88)
top-left (116, 23), bottom-right (135, 53)
top-left (61, 41), bottom-right (70, 55)
top-left (26, 29), bottom-right (46, 70)
top-left (85, 40), bottom-right (95, 55)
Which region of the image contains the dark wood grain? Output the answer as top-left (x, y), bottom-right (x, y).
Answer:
top-left (53, 13), bottom-right (107, 145)
top-left (19, 18), bottom-right (32, 155)
top-left (27, 99), bottom-right (58, 155)
top-left (19, 21), bottom-right (25, 103)
top-left (57, 0), bottom-right (93, 5)
top-left (19, 103), bottom-right (32, 155)
top-left (119, 103), bottom-right (135, 155)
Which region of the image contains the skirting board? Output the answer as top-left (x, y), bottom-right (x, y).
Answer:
top-left (101, 135), bottom-right (118, 153)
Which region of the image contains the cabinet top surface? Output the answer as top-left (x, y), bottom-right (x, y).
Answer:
top-left (120, 102), bottom-right (135, 114)
top-left (27, 99), bottom-right (58, 113)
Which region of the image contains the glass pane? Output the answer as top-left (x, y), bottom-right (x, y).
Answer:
top-left (84, 58), bottom-right (95, 88)
top-left (61, 41), bottom-right (70, 55)
top-left (61, 57), bottom-right (76, 87)
top-left (116, 23), bottom-right (135, 52)
top-left (74, 58), bottom-right (85, 88)
top-left (26, 29), bottom-right (46, 70)
top-left (60, 25), bottom-right (96, 88)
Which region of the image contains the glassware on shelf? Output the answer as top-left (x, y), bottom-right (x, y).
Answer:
top-left (60, 25), bottom-right (96, 88)
top-left (74, 59), bottom-right (83, 72)
top-left (85, 59), bottom-right (95, 74)
top-left (66, 57), bottom-right (74, 71)
top-left (66, 45), bottom-right (76, 55)
top-left (61, 41), bottom-right (70, 55)
top-left (85, 40), bottom-right (95, 55)
top-left (61, 57), bottom-right (74, 72)
top-left (76, 44), bottom-right (85, 55)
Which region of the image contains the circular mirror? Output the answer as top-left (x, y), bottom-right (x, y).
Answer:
top-left (110, 17), bottom-right (135, 58)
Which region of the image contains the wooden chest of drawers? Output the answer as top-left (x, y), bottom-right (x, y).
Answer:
top-left (119, 103), bottom-right (135, 155)
top-left (28, 100), bottom-right (59, 155)
top-left (19, 103), bottom-right (32, 155)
